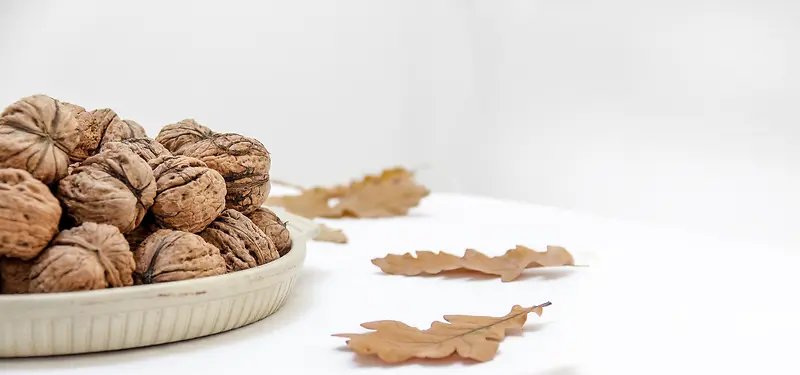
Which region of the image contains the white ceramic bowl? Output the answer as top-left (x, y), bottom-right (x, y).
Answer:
top-left (0, 208), bottom-right (319, 358)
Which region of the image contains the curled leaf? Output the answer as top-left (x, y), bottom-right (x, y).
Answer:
top-left (314, 224), bottom-right (348, 244)
top-left (267, 167), bottom-right (429, 219)
top-left (372, 245), bottom-right (574, 282)
top-left (333, 302), bottom-right (550, 363)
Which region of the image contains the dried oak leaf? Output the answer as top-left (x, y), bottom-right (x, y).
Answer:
top-left (334, 302), bottom-right (551, 363)
top-left (101, 138), bottom-right (172, 167)
top-left (155, 119), bottom-right (215, 154)
top-left (29, 222), bottom-right (135, 293)
top-left (57, 146), bottom-right (157, 234)
top-left (314, 223), bottom-right (348, 244)
top-left (267, 167), bottom-right (429, 219)
top-left (150, 155), bottom-right (227, 233)
top-left (0, 257), bottom-right (33, 294)
top-left (248, 207), bottom-right (292, 256)
top-left (179, 133), bottom-right (271, 215)
top-left (200, 209), bottom-right (279, 272)
top-left (372, 245), bottom-right (575, 282)
top-left (0, 168), bottom-right (62, 260)
top-left (133, 229), bottom-right (226, 284)
top-left (0, 95), bottom-right (80, 184)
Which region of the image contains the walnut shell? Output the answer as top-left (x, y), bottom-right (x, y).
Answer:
top-left (0, 168), bottom-right (62, 260)
top-left (29, 222), bottom-right (135, 293)
top-left (103, 119), bottom-right (147, 145)
top-left (59, 101), bottom-right (86, 117)
top-left (200, 209), bottom-right (279, 272)
top-left (72, 108), bottom-right (120, 162)
top-left (0, 257), bottom-right (33, 294)
top-left (101, 138), bottom-right (172, 167)
top-left (133, 229), bottom-right (226, 284)
top-left (151, 155), bottom-right (226, 233)
top-left (0, 95), bottom-right (80, 184)
top-left (248, 207), bottom-right (292, 256)
top-left (155, 119), bottom-right (214, 154)
top-left (180, 133), bottom-right (271, 214)
top-left (57, 146), bottom-right (156, 234)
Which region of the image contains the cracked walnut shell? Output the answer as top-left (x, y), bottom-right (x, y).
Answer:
top-left (0, 95), bottom-right (80, 184)
top-left (133, 229), bottom-right (226, 284)
top-left (57, 146), bottom-right (156, 234)
top-left (180, 133), bottom-right (271, 215)
top-left (248, 207), bottom-right (292, 256)
top-left (0, 168), bottom-right (62, 260)
top-left (155, 119), bottom-right (214, 154)
top-left (151, 155), bottom-right (226, 233)
top-left (200, 209), bottom-right (279, 272)
top-left (29, 222), bottom-right (135, 293)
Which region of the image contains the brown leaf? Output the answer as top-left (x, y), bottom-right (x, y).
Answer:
top-left (333, 302), bottom-right (550, 363)
top-left (314, 224), bottom-right (348, 244)
top-left (266, 167), bottom-right (429, 219)
top-left (372, 245), bottom-right (574, 282)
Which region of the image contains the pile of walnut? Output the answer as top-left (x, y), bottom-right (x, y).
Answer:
top-left (0, 94), bottom-right (292, 294)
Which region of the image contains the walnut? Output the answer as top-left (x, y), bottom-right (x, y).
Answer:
top-left (57, 146), bottom-right (156, 234)
top-left (72, 108), bottom-right (121, 162)
top-left (0, 95), bottom-right (80, 184)
top-left (29, 222), bottom-right (135, 293)
top-left (179, 133), bottom-right (271, 214)
top-left (72, 109), bottom-right (148, 162)
top-left (101, 138), bottom-right (172, 167)
top-left (200, 209), bottom-right (279, 272)
top-left (0, 168), bottom-right (62, 260)
top-left (133, 229), bottom-right (226, 284)
top-left (0, 258), bottom-right (33, 294)
top-left (151, 155), bottom-right (226, 233)
top-left (59, 101), bottom-right (86, 117)
top-left (248, 207), bottom-right (292, 256)
top-left (103, 119), bottom-right (147, 145)
top-left (155, 119), bottom-right (214, 154)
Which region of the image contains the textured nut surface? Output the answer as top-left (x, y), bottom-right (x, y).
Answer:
top-left (248, 207), bottom-right (292, 256)
top-left (151, 155), bottom-right (226, 233)
top-left (29, 222), bottom-right (135, 293)
top-left (103, 119), bottom-right (147, 145)
top-left (133, 229), bottom-right (226, 284)
top-left (200, 209), bottom-right (279, 272)
top-left (57, 147), bottom-right (156, 234)
top-left (155, 119), bottom-right (214, 154)
top-left (0, 258), bottom-right (33, 294)
top-left (101, 138), bottom-right (172, 167)
top-left (59, 101), bottom-right (86, 117)
top-left (180, 133), bottom-right (271, 214)
top-left (0, 168), bottom-right (62, 260)
top-left (0, 95), bottom-right (80, 184)
top-left (72, 108), bottom-right (121, 162)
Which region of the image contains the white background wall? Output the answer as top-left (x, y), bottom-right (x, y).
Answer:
top-left (1, 0), bottom-right (797, 246)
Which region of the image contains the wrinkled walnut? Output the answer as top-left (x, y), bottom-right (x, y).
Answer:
top-left (180, 133), bottom-right (271, 214)
top-left (151, 155), bottom-right (226, 233)
top-left (0, 168), bottom-right (62, 260)
top-left (59, 101), bottom-right (86, 117)
top-left (0, 258), bottom-right (33, 294)
top-left (155, 119), bottom-right (214, 154)
top-left (29, 222), bottom-right (135, 293)
top-left (57, 146), bottom-right (156, 234)
top-left (248, 207), bottom-right (292, 256)
top-left (133, 229), bottom-right (226, 284)
top-left (101, 138), bottom-right (172, 167)
top-left (104, 119), bottom-right (147, 145)
top-left (0, 95), bottom-right (80, 184)
top-left (200, 209), bottom-right (279, 272)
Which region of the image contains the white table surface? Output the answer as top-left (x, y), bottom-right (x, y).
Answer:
top-left (3, 187), bottom-right (798, 374)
